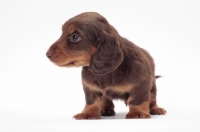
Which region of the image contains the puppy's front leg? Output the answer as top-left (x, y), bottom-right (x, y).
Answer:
top-left (73, 86), bottom-right (101, 120)
top-left (101, 96), bottom-right (115, 116)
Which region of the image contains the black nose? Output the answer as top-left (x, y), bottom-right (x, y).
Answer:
top-left (46, 49), bottom-right (55, 58)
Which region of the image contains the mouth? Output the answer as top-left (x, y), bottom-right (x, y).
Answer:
top-left (59, 62), bottom-right (75, 67)
top-left (56, 60), bottom-right (90, 67)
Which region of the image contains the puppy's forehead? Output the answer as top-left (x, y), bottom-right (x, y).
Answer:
top-left (62, 20), bottom-right (88, 35)
top-left (62, 20), bottom-right (83, 34)
top-left (67, 25), bottom-right (76, 34)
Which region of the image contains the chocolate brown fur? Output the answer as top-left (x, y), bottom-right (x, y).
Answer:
top-left (46, 12), bottom-right (166, 119)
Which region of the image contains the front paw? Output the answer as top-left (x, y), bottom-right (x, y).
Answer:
top-left (73, 113), bottom-right (101, 120)
top-left (101, 108), bottom-right (115, 116)
top-left (126, 111), bottom-right (151, 119)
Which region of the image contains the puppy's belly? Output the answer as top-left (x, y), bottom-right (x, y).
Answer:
top-left (82, 79), bottom-right (133, 101)
top-left (105, 89), bottom-right (129, 101)
top-left (104, 84), bottom-right (133, 100)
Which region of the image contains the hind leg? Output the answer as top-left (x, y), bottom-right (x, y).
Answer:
top-left (126, 82), bottom-right (151, 119)
top-left (150, 82), bottom-right (166, 115)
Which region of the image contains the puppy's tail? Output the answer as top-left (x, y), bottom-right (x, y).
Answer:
top-left (155, 75), bottom-right (161, 79)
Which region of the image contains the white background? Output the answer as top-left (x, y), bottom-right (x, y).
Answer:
top-left (0, 0), bottom-right (200, 131)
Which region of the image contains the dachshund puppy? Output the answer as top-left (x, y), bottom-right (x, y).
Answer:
top-left (46, 12), bottom-right (166, 119)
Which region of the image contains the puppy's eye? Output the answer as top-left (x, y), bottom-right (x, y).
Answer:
top-left (71, 33), bottom-right (80, 43)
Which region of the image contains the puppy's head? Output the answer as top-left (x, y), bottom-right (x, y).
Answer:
top-left (46, 12), bottom-right (123, 75)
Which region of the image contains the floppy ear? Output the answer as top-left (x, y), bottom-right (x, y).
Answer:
top-left (90, 32), bottom-right (123, 75)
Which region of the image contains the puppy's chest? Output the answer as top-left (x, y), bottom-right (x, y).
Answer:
top-left (82, 79), bottom-right (133, 99)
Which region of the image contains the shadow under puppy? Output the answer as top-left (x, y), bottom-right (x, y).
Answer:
top-left (46, 12), bottom-right (166, 119)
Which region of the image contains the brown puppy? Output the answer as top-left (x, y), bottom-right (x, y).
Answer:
top-left (46, 12), bottom-right (166, 119)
